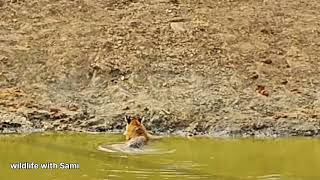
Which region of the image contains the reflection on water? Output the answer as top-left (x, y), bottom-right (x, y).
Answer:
top-left (0, 133), bottom-right (320, 180)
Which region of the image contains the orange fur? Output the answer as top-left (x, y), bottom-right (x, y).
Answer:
top-left (124, 116), bottom-right (149, 146)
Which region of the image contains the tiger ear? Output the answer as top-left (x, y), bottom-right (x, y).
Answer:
top-left (125, 115), bottom-right (131, 124)
top-left (138, 117), bottom-right (144, 123)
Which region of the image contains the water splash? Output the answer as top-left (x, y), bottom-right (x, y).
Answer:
top-left (98, 143), bottom-right (176, 155)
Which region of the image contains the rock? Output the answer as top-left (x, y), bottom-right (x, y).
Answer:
top-left (262, 59), bottom-right (272, 64)
top-left (0, 55), bottom-right (8, 62)
top-left (170, 22), bottom-right (187, 33)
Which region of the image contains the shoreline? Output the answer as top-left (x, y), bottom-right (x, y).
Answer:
top-left (1, 110), bottom-right (320, 138)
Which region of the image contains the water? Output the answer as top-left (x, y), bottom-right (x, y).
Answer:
top-left (1, 133), bottom-right (320, 180)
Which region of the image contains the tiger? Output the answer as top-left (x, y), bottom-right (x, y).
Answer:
top-left (123, 115), bottom-right (149, 148)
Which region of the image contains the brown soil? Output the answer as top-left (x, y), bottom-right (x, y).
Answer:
top-left (0, 0), bottom-right (320, 137)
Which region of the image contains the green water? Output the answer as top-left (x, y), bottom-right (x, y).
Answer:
top-left (1, 133), bottom-right (320, 180)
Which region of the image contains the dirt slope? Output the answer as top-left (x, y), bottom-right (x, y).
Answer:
top-left (0, 0), bottom-right (320, 136)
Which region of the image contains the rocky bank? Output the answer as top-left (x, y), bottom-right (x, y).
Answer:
top-left (0, 0), bottom-right (320, 137)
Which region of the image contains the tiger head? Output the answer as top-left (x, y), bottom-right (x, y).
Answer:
top-left (123, 115), bottom-right (148, 142)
